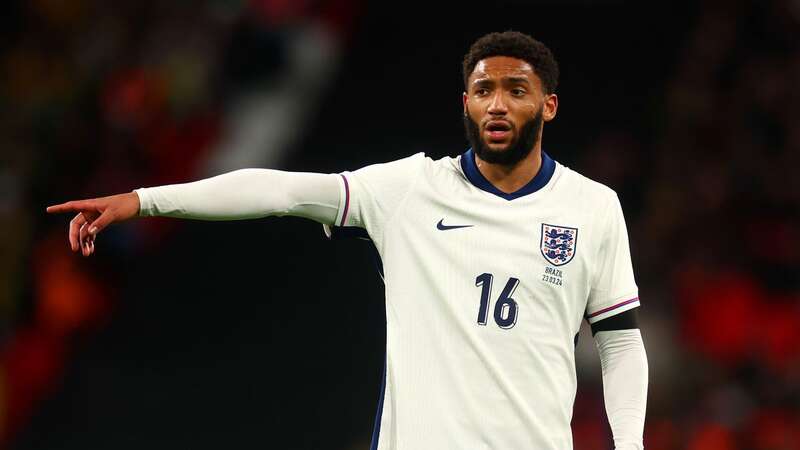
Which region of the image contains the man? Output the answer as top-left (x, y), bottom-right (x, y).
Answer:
top-left (48, 31), bottom-right (648, 449)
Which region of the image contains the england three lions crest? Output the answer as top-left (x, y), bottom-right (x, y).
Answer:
top-left (540, 224), bottom-right (578, 266)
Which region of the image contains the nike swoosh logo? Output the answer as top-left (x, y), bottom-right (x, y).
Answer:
top-left (436, 219), bottom-right (474, 231)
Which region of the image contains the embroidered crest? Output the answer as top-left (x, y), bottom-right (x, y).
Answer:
top-left (540, 224), bottom-right (578, 266)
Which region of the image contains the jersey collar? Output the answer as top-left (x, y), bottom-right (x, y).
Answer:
top-left (460, 148), bottom-right (556, 200)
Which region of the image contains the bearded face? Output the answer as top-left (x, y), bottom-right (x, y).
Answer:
top-left (464, 103), bottom-right (543, 166)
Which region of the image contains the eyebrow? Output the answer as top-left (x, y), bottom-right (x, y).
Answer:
top-left (472, 76), bottom-right (532, 86)
top-left (504, 76), bottom-right (531, 85)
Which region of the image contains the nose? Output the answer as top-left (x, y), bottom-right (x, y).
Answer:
top-left (487, 91), bottom-right (508, 116)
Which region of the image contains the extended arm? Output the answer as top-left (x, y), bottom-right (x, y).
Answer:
top-left (46, 169), bottom-right (342, 256)
top-left (135, 169), bottom-right (340, 222)
top-left (594, 324), bottom-right (649, 450)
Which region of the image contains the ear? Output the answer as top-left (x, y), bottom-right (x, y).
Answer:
top-left (463, 91), bottom-right (469, 115)
top-left (543, 93), bottom-right (558, 122)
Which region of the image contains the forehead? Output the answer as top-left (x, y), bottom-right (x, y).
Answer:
top-left (469, 56), bottom-right (537, 83)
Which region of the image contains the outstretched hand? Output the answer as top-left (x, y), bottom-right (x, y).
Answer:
top-left (46, 192), bottom-right (141, 256)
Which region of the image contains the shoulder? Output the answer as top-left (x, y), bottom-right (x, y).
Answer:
top-left (367, 152), bottom-right (464, 180)
top-left (346, 152), bottom-right (430, 187)
top-left (352, 152), bottom-right (427, 173)
top-left (429, 153), bottom-right (465, 175)
top-left (552, 161), bottom-right (620, 208)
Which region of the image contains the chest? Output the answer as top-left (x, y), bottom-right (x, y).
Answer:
top-left (382, 187), bottom-right (604, 334)
top-left (389, 186), bottom-right (600, 284)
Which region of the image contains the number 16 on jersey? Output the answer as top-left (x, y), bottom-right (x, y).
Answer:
top-left (475, 273), bottom-right (520, 329)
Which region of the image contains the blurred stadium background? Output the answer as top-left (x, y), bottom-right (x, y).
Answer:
top-left (3, 0), bottom-right (800, 448)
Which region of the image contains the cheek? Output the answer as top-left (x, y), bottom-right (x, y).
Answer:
top-left (523, 103), bottom-right (541, 118)
top-left (467, 98), bottom-right (485, 112)
top-left (511, 105), bottom-right (536, 121)
top-left (466, 105), bottom-right (482, 122)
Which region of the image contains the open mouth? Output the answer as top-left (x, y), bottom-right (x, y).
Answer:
top-left (485, 121), bottom-right (512, 142)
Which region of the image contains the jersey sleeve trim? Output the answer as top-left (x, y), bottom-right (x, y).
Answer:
top-left (335, 173), bottom-right (350, 227)
top-left (586, 296), bottom-right (640, 323)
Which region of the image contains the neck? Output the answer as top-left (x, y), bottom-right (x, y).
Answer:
top-left (474, 144), bottom-right (542, 194)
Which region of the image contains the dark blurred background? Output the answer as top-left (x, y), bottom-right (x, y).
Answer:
top-left (3, 0), bottom-right (800, 448)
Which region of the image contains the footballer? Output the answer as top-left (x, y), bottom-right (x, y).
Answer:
top-left (48, 31), bottom-right (648, 450)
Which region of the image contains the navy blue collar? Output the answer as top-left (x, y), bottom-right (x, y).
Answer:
top-left (459, 148), bottom-right (556, 200)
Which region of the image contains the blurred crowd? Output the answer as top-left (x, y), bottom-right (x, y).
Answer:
top-left (2, 0), bottom-right (356, 446)
top-left (573, 1), bottom-right (800, 449)
top-left (2, 0), bottom-right (799, 449)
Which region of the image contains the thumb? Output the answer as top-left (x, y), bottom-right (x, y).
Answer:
top-left (87, 209), bottom-right (116, 236)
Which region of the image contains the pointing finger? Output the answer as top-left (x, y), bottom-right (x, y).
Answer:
top-left (47, 200), bottom-right (91, 214)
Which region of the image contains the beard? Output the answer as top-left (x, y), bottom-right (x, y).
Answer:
top-left (463, 106), bottom-right (544, 166)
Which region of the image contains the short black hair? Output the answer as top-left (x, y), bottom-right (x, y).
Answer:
top-left (462, 31), bottom-right (559, 94)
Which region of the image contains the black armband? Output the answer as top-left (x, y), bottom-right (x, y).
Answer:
top-left (590, 307), bottom-right (639, 336)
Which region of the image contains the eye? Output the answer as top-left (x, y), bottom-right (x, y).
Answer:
top-left (511, 88), bottom-right (526, 96)
top-left (475, 88), bottom-right (489, 96)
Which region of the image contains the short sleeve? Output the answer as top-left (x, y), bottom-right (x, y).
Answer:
top-left (332, 153), bottom-right (426, 245)
top-left (585, 193), bottom-right (640, 324)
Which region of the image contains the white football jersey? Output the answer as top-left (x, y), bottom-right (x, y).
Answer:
top-left (333, 149), bottom-right (639, 450)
